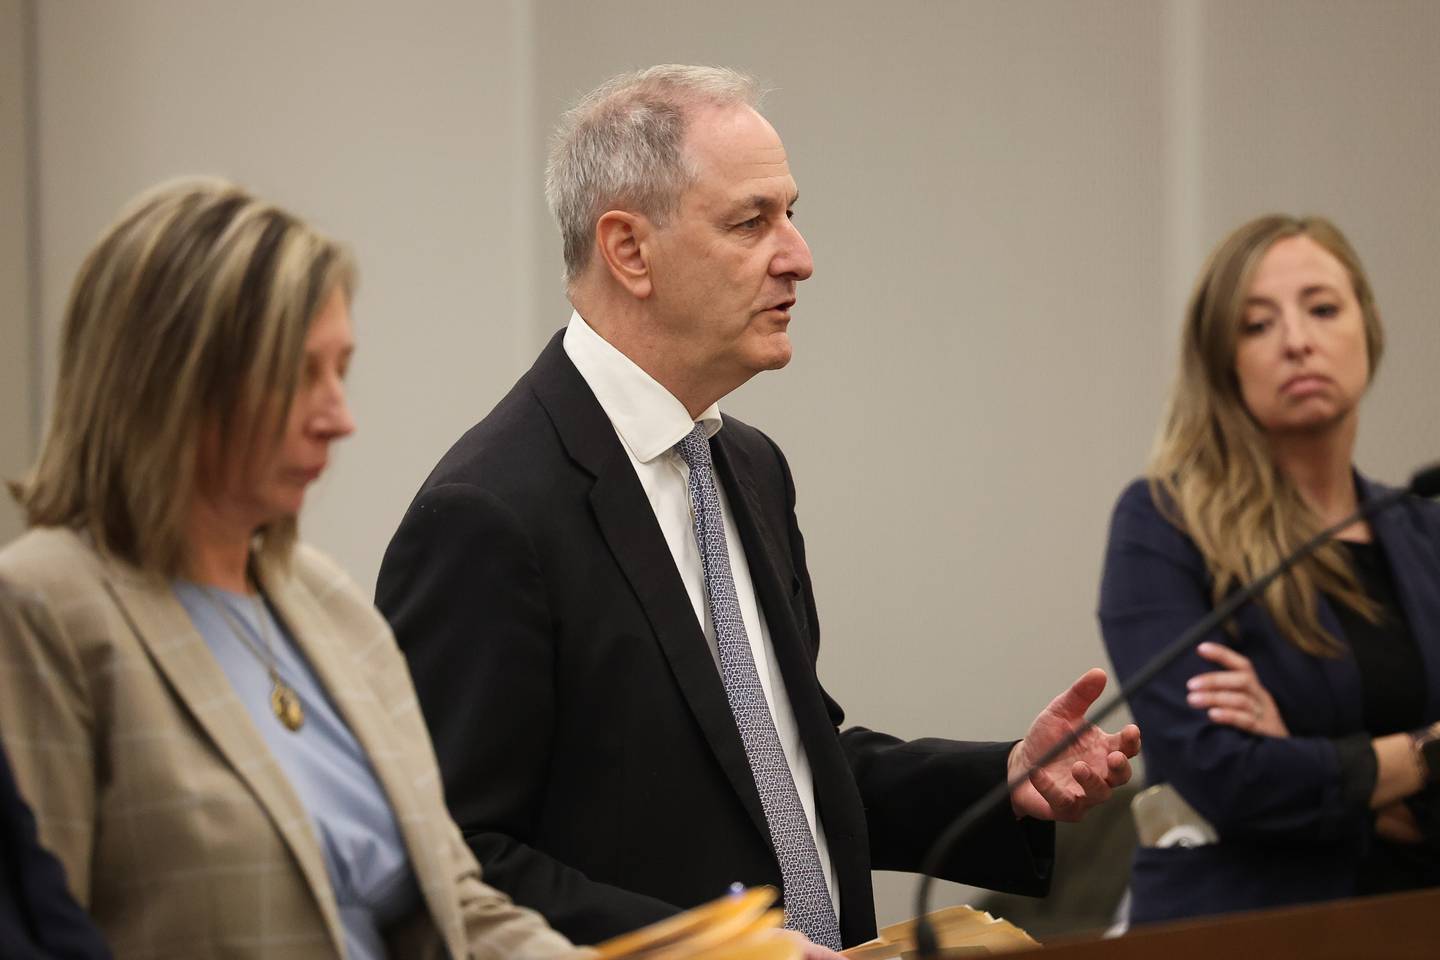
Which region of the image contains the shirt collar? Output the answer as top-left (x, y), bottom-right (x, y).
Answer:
top-left (562, 311), bottom-right (722, 464)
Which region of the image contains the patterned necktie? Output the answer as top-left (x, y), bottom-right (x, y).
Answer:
top-left (675, 424), bottom-right (842, 950)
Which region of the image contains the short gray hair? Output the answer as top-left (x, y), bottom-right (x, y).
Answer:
top-left (545, 64), bottom-right (761, 285)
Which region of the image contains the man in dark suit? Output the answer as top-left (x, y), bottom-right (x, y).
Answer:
top-left (377, 65), bottom-right (1140, 953)
top-left (1, 588), bottom-right (110, 960)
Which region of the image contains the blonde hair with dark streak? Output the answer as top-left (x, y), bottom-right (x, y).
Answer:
top-left (12, 178), bottom-right (356, 578)
top-left (1149, 214), bottom-right (1384, 657)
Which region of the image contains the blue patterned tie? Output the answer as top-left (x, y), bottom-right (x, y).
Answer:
top-left (675, 424), bottom-right (842, 949)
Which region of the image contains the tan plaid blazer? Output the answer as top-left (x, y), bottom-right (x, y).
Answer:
top-left (0, 527), bottom-right (581, 960)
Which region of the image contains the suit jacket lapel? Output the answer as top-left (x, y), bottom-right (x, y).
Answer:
top-left (98, 567), bottom-right (347, 955)
top-left (712, 429), bottom-right (873, 917)
top-left (1314, 475), bottom-right (1440, 730)
top-left (711, 430), bottom-right (830, 742)
top-left (528, 332), bottom-right (771, 842)
top-left (254, 559), bottom-right (468, 958)
top-left (1363, 477), bottom-right (1440, 721)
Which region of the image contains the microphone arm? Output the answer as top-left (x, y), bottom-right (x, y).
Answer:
top-left (911, 465), bottom-right (1440, 959)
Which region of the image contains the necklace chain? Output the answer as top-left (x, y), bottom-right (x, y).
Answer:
top-left (200, 587), bottom-right (306, 732)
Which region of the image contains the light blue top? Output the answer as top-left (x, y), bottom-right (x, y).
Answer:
top-left (173, 581), bottom-right (420, 960)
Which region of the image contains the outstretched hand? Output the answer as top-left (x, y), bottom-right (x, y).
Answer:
top-left (1008, 668), bottom-right (1141, 822)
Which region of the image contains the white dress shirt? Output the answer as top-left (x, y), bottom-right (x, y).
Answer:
top-left (563, 311), bottom-right (838, 912)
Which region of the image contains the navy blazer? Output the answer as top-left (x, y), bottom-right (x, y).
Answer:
top-left (1098, 474), bottom-right (1440, 924)
top-left (0, 741), bottom-right (110, 960)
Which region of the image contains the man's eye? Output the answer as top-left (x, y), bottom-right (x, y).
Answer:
top-left (737, 216), bottom-right (762, 230)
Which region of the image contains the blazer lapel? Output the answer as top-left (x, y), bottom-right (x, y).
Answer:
top-left (98, 568), bottom-right (347, 955)
top-left (712, 430), bottom-right (873, 917)
top-left (528, 333), bottom-right (771, 842)
top-left (255, 560), bottom-right (468, 958)
top-left (1364, 477), bottom-right (1440, 721)
top-left (711, 430), bottom-right (824, 726)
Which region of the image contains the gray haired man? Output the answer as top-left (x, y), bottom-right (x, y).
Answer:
top-left (377, 64), bottom-right (1140, 954)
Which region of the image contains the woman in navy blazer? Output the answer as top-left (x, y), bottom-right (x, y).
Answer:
top-left (1099, 214), bottom-right (1440, 924)
top-left (1, 744), bottom-right (109, 960)
top-left (0, 599), bottom-right (109, 960)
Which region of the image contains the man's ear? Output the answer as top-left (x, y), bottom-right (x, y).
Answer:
top-left (594, 210), bottom-right (654, 299)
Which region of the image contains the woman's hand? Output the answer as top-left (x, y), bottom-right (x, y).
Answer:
top-left (1186, 641), bottom-right (1290, 737)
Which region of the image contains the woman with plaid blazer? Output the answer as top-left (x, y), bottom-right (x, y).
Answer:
top-left (0, 179), bottom-right (583, 960)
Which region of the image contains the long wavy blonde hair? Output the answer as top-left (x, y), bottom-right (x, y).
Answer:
top-left (12, 178), bottom-right (355, 578)
top-left (1150, 214), bottom-right (1383, 656)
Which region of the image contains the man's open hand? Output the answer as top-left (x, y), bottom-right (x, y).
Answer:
top-left (1008, 668), bottom-right (1141, 821)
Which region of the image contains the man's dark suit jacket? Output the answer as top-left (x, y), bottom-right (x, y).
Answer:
top-left (377, 331), bottom-right (1053, 947)
top-left (1100, 475), bottom-right (1440, 924)
top-left (0, 739), bottom-right (110, 960)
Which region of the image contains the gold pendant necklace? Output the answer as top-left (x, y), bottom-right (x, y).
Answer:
top-left (202, 586), bottom-right (306, 733)
top-left (268, 670), bottom-right (306, 732)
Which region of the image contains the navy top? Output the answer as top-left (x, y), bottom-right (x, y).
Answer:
top-left (173, 583), bottom-right (419, 959)
top-left (1330, 540), bottom-right (1440, 894)
top-left (0, 740), bottom-right (111, 960)
top-left (1099, 473), bottom-right (1440, 924)
top-left (1333, 540), bottom-right (1427, 734)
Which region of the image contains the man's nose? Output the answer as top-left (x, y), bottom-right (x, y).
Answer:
top-left (772, 218), bottom-right (814, 281)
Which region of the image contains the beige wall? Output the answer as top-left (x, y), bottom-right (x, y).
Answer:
top-left (30, 0), bottom-right (542, 585)
top-left (0, 0), bottom-right (31, 542)
top-left (8, 0), bottom-right (1440, 930)
top-left (1195, 0), bottom-right (1440, 479)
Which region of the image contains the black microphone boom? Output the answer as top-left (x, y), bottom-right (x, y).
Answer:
top-left (910, 463), bottom-right (1440, 959)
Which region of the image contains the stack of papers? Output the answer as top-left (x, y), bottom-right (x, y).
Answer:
top-left (592, 887), bottom-right (800, 960)
top-left (841, 905), bottom-right (1038, 958)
